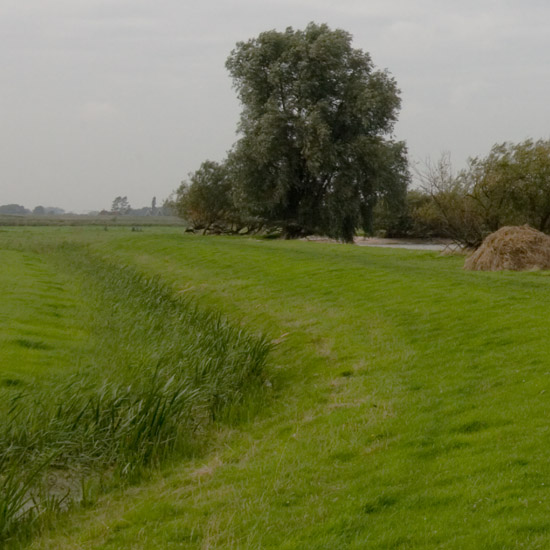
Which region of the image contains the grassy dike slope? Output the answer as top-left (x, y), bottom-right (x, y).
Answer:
top-left (25, 229), bottom-right (550, 549)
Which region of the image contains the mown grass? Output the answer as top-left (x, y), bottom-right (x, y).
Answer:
top-left (4, 227), bottom-right (550, 548)
top-left (0, 235), bottom-right (270, 547)
top-left (0, 248), bottom-right (89, 387)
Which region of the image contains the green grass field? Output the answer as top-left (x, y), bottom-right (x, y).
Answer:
top-left (0, 247), bottom-right (89, 385)
top-left (2, 227), bottom-right (550, 548)
top-left (0, 214), bottom-right (184, 227)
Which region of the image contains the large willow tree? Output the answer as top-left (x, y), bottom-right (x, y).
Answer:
top-left (226, 23), bottom-right (409, 242)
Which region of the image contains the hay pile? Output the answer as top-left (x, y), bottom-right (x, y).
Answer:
top-left (464, 225), bottom-right (550, 271)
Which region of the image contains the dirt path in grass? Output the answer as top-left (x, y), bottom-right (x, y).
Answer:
top-left (302, 235), bottom-right (453, 251)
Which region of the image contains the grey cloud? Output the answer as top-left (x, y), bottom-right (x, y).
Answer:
top-left (1, 1), bottom-right (550, 211)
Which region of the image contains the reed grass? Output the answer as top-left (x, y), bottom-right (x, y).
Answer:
top-left (0, 242), bottom-right (270, 546)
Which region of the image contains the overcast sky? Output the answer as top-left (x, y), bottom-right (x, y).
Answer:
top-left (1, 0), bottom-right (549, 212)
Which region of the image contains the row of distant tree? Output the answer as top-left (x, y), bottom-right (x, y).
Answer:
top-left (104, 196), bottom-right (174, 216)
top-left (0, 197), bottom-right (176, 218)
top-left (0, 204), bottom-right (65, 215)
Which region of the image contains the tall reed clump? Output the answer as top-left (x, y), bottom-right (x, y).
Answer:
top-left (0, 243), bottom-right (271, 546)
